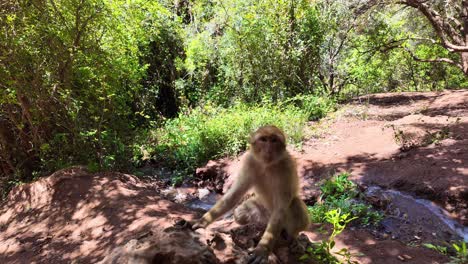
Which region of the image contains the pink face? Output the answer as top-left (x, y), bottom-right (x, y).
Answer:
top-left (250, 126), bottom-right (286, 163)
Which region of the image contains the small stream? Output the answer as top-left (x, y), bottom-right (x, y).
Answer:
top-left (172, 185), bottom-right (467, 243)
top-left (185, 192), bottom-right (218, 211)
top-left (364, 186), bottom-right (468, 242)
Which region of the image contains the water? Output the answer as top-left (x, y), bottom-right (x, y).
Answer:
top-left (365, 186), bottom-right (468, 242)
top-left (185, 192), bottom-right (218, 211)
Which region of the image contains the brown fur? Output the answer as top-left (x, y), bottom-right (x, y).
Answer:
top-left (192, 125), bottom-right (310, 258)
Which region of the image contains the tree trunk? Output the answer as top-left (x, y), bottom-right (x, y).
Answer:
top-left (462, 52), bottom-right (468, 75)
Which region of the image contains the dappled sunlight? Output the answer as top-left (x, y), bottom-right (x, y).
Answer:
top-left (299, 97), bottom-right (468, 224)
top-left (0, 167), bottom-right (198, 263)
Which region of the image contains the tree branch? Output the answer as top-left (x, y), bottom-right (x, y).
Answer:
top-left (404, 47), bottom-right (464, 70)
top-left (398, 0), bottom-right (468, 51)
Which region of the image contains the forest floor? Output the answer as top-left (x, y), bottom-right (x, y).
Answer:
top-left (0, 90), bottom-right (466, 264)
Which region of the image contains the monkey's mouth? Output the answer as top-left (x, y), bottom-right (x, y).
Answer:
top-left (262, 154), bottom-right (275, 163)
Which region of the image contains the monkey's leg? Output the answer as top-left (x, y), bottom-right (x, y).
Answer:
top-left (233, 197), bottom-right (269, 226)
top-left (281, 197), bottom-right (310, 254)
top-left (284, 197), bottom-right (310, 237)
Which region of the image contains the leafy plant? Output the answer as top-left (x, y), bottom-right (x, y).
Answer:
top-left (309, 172), bottom-right (382, 226)
top-left (136, 101), bottom-right (327, 182)
top-left (423, 243), bottom-right (448, 255)
top-left (424, 241), bottom-right (467, 264)
top-left (450, 241), bottom-right (468, 264)
top-left (320, 172), bottom-right (357, 198)
top-left (301, 209), bottom-right (358, 264)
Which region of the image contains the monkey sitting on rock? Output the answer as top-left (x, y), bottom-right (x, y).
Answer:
top-left (185, 125), bottom-right (310, 264)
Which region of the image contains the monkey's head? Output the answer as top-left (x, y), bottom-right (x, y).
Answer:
top-left (250, 125), bottom-right (286, 164)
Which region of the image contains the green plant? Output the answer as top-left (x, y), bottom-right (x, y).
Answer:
top-left (283, 95), bottom-right (336, 121)
top-left (450, 241), bottom-right (468, 264)
top-left (137, 102), bottom-right (316, 182)
top-left (309, 172), bottom-right (382, 226)
top-left (320, 172), bottom-right (357, 198)
top-left (301, 209), bottom-right (358, 264)
top-left (423, 243), bottom-right (448, 255)
top-left (424, 241), bottom-right (467, 264)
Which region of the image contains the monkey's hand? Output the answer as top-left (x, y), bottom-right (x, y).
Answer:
top-left (192, 217), bottom-right (210, 230)
top-left (246, 245), bottom-right (269, 264)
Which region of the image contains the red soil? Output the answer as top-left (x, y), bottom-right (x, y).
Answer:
top-left (299, 89), bottom-right (468, 224)
top-left (1, 90), bottom-right (465, 263)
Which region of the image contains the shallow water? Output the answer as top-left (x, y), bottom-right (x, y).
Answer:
top-left (366, 186), bottom-right (468, 242)
top-left (185, 192), bottom-right (218, 211)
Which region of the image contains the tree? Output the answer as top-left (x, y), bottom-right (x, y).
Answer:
top-left (393, 0), bottom-right (468, 75)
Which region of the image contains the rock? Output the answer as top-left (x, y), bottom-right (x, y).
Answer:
top-left (198, 188), bottom-right (211, 200)
top-left (195, 159), bottom-right (234, 193)
top-left (363, 186), bottom-right (391, 209)
top-left (100, 228), bottom-right (220, 264)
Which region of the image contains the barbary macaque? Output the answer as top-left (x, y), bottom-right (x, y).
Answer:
top-left (190, 125), bottom-right (310, 263)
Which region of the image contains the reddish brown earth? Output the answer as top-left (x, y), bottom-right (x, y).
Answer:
top-left (300, 89), bottom-right (468, 225)
top-left (0, 90), bottom-right (466, 263)
top-left (211, 90), bottom-right (467, 224)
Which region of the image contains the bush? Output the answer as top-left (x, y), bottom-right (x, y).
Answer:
top-left (308, 172), bottom-right (382, 226)
top-left (283, 95), bottom-right (336, 121)
top-left (136, 100), bottom-right (333, 181)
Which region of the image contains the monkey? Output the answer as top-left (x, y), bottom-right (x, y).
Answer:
top-left (190, 125), bottom-right (310, 264)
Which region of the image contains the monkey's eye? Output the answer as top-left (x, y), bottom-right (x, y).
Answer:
top-left (270, 137), bottom-right (277, 143)
top-left (259, 136), bottom-right (267, 142)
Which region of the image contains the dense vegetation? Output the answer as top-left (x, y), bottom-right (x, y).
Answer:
top-left (1, 0), bottom-right (467, 193)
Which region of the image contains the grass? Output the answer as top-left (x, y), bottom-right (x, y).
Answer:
top-left (134, 96), bottom-right (335, 183)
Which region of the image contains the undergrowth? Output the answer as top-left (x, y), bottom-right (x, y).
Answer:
top-left (309, 172), bottom-right (382, 226)
top-left (303, 172), bottom-right (382, 263)
top-left (424, 241), bottom-right (468, 264)
top-left (135, 97), bottom-right (334, 183)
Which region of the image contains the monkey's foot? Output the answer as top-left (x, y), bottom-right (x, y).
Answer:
top-left (174, 219), bottom-right (194, 230)
top-left (245, 246), bottom-right (269, 264)
top-left (288, 238), bottom-right (306, 255)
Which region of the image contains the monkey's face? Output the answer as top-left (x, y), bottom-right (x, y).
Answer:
top-left (250, 126), bottom-right (286, 164)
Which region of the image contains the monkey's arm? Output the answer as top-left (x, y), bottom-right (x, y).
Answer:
top-left (246, 195), bottom-right (291, 264)
top-left (194, 168), bottom-right (252, 228)
top-left (258, 191), bottom-right (293, 251)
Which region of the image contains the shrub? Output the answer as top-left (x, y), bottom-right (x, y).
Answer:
top-left (308, 172), bottom-right (382, 226)
top-left (136, 101), bottom-right (325, 181)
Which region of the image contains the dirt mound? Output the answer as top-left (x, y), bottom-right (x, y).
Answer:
top-left (0, 167), bottom-right (197, 263)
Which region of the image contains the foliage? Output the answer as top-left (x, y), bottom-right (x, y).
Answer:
top-left (424, 241), bottom-right (468, 264)
top-left (136, 102), bottom-right (315, 182)
top-left (301, 208), bottom-right (358, 264)
top-left (450, 241), bottom-right (468, 264)
top-left (283, 95), bottom-right (336, 121)
top-left (2, 0), bottom-right (468, 192)
top-left (308, 172), bottom-right (382, 226)
top-left (178, 0), bottom-right (324, 105)
top-left (0, 0), bottom-right (184, 190)
top-left (423, 243), bottom-right (448, 255)
top-left (303, 172), bottom-right (382, 262)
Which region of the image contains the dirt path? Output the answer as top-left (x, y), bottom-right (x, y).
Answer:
top-left (298, 89), bottom-right (467, 224)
